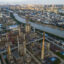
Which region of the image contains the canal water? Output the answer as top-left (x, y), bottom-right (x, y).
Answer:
top-left (13, 13), bottom-right (64, 38)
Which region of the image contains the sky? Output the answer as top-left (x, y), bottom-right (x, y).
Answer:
top-left (0, 0), bottom-right (64, 5)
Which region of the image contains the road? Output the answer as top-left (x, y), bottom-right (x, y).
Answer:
top-left (27, 49), bottom-right (41, 64)
top-left (46, 38), bottom-right (64, 50)
top-left (27, 36), bottom-right (64, 50)
top-left (26, 37), bottom-right (43, 45)
top-left (37, 31), bottom-right (64, 50)
top-left (0, 47), bottom-right (18, 54)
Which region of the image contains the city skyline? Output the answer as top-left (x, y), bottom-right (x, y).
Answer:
top-left (0, 0), bottom-right (64, 5)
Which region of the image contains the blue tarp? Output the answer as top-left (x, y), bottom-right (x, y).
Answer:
top-left (50, 57), bottom-right (56, 62)
top-left (60, 52), bottom-right (64, 55)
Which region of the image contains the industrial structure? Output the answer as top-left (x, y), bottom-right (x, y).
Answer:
top-left (0, 5), bottom-right (64, 64)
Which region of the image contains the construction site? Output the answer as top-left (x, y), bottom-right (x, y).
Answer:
top-left (0, 6), bottom-right (64, 64)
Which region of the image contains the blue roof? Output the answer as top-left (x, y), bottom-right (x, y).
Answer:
top-left (50, 57), bottom-right (56, 62)
top-left (31, 13), bottom-right (36, 15)
top-left (3, 55), bottom-right (6, 59)
top-left (60, 52), bottom-right (64, 55)
top-left (0, 24), bottom-right (2, 25)
top-left (0, 24), bottom-right (2, 27)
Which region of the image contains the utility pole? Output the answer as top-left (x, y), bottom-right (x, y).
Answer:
top-left (23, 34), bottom-right (26, 55)
top-left (47, 43), bottom-right (50, 55)
top-left (17, 35), bottom-right (20, 53)
top-left (18, 25), bottom-right (21, 36)
top-left (33, 27), bottom-right (35, 33)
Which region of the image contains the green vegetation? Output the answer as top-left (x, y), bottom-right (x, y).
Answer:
top-left (5, 58), bottom-right (9, 64)
top-left (59, 13), bottom-right (64, 16)
top-left (51, 51), bottom-right (64, 60)
top-left (52, 58), bottom-right (60, 64)
top-left (55, 52), bottom-right (64, 60)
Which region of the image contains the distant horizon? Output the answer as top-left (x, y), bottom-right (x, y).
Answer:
top-left (0, 0), bottom-right (64, 5)
top-left (0, 3), bottom-right (64, 6)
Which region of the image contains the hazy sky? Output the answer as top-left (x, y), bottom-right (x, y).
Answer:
top-left (0, 0), bottom-right (64, 5)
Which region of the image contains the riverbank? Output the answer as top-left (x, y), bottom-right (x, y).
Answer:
top-left (11, 13), bottom-right (64, 40)
top-left (10, 13), bottom-right (21, 25)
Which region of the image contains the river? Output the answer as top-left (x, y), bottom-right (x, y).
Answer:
top-left (13, 13), bottom-right (64, 38)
